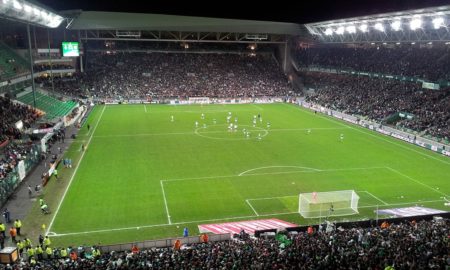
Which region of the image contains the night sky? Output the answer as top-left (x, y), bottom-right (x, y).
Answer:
top-left (37, 0), bottom-right (450, 24)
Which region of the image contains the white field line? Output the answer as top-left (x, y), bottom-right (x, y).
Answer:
top-left (50, 198), bottom-right (446, 237)
top-left (245, 199), bottom-right (259, 216)
top-left (386, 167), bottom-right (448, 197)
top-left (293, 104), bottom-right (450, 166)
top-left (46, 105), bottom-right (107, 235)
top-left (239, 166), bottom-right (321, 176)
top-left (144, 104), bottom-right (147, 113)
top-left (162, 166), bottom-right (386, 183)
top-left (247, 195), bottom-right (297, 201)
top-left (361, 191), bottom-right (389, 205)
top-left (91, 127), bottom-right (348, 139)
top-left (160, 181), bottom-right (172, 224)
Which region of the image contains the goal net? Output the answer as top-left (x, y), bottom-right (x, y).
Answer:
top-left (299, 190), bottom-right (359, 218)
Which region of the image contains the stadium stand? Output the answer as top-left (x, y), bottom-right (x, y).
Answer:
top-left (301, 71), bottom-right (450, 141)
top-left (0, 96), bottom-right (39, 180)
top-left (295, 45), bottom-right (450, 82)
top-left (79, 52), bottom-right (291, 100)
top-left (3, 218), bottom-right (448, 269)
top-left (0, 42), bottom-right (29, 81)
top-left (16, 91), bottom-right (78, 120)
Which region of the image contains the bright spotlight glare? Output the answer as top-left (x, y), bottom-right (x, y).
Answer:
top-left (24, 4), bottom-right (32, 13)
top-left (374, 23), bottom-right (384, 32)
top-left (432, 17), bottom-right (445, 29)
top-left (13, 0), bottom-right (22, 10)
top-left (324, 28), bottom-right (333, 35)
top-left (33, 7), bottom-right (40, 16)
top-left (410, 18), bottom-right (422, 30)
top-left (336, 26), bottom-right (345, 35)
top-left (346, 25), bottom-right (356, 34)
top-left (391, 21), bottom-right (401, 31)
top-left (359, 24), bottom-right (368, 32)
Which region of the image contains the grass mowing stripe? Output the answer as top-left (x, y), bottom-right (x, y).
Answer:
top-left (386, 167), bottom-right (448, 197)
top-left (46, 105), bottom-right (106, 235)
top-left (290, 104), bottom-right (450, 166)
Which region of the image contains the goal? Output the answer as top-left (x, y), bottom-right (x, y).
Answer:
top-left (298, 190), bottom-right (359, 218)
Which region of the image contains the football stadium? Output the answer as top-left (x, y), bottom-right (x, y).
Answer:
top-left (0, 0), bottom-right (449, 268)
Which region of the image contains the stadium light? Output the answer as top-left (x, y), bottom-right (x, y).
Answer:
top-left (359, 24), bottom-right (368, 32)
top-left (391, 20), bottom-right (402, 31)
top-left (0, 0), bottom-right (64, 28)
top-left (346, 25), bottom-right (356, 33)
top-left (336, 26), bottom-right (345, 35)
top-left (432, 17), bottom-right (445, 29)
top-left (374, 22), bottom-right (385, 32)
top-left (324, 28), bottom-right (333, 35)
top-left (12, 0), bottom-right (22, 10)
top-left (410, 18), bottom-right (422, 30)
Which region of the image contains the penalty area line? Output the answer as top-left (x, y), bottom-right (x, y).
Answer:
top-left (49, 199), bottom-right (446, 237)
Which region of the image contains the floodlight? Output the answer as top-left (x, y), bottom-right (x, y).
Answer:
top-left (324, 28), bottom-right (333, 35)
top-left (336, 26), bottom-right (345, 35)
top-left (391, 20), bottom-right (401, 31)
top-left (432, 17), bottom-right (445, 29)
top-left (374, 22), bottom-right (384, 32)
top-left (13, 0), bottom-right (22, 10)
top-left (0, 0), bottom-right (64, 28)
top-left (346, 25), bottom-right (356, 33)
top-left (359, 24), bottom-right (368, 32)
top-left (396, 42), bottom-right (400, 45)
top-left (410, 18), bottom-right (422, 30)
top-left (23, 4), bottom-right (31, 13)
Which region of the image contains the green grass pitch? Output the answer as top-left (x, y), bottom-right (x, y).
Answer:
top-left (45, 103), bottom-right (449, 246)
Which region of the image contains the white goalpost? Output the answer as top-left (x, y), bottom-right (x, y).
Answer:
top-left (299, 190), bottom-right (360, 218)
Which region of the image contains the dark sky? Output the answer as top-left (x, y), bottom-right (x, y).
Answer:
top-left (38, 0), bottom-right (450, 24)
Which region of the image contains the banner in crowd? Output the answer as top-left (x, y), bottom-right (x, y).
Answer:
top-left (18, 160), bottom-right (26, 181)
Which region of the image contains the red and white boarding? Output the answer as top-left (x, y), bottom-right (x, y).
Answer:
top-left (198, 218), bottom-right (297, 235)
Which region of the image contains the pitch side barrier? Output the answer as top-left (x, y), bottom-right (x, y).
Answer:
top-left (255, 212), bottom-right (450, 237)
top-left (297, 100), bottom-right (450, 157)
top-left (99, 233), bottom-right (231, 253)
top-left (95, 97), bottom-right (285, 105)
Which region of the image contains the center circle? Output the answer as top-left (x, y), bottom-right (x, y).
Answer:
top-left (195, 124), bottom-right (269, 140)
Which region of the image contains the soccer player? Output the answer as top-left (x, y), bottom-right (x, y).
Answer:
top-left (213, 119), bottom-right (217, 125)
top-left (257, 133), bottom-right (262, 140)
top-left (234, 124), bottom-right (238, 131)
top-left (312, 191), bottom-right (317, 203)
top-left (307, 129), bottom-right (311, 135)
top-left (235, 117), bottom-right (238, 123)
top-left (267, 122), bottom-right (271, 128)
top-left (201, 113), bottom-right (205, 120)
top-left (171, 115), bottom-right (174, 122)
top-left (195, 121), bottom-right (199, 128)
top-left (340, 133), bottom-right (344, 142)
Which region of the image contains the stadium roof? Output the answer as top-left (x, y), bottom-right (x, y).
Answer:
top-left (66, 11), bottom-right (302, 35)
top-left (305, 5), bottom-right (450, 43)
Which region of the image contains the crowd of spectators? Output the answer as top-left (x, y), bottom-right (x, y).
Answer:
top-left (33, 64), bottom-right (74, 72)
top-left (0, 96), bottom-right (39, 180)
top-left (295, 45), bottom-right (450, 82)
top-left (45, 52), bottom-right (291, 100)
top-left (1, 218), bottom-right (447, 269)
top-left (303, 72), bottom-right (450, 140)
